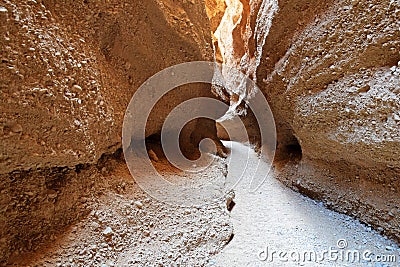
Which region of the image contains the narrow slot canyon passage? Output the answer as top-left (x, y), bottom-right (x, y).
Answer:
top-left (1, 0), bottom-right (400, 266)
top-left (211, 142), bottom-right (398, 266)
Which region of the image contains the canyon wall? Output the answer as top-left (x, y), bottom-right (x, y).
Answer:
top-left (1, 0), bottom-right (216, 174)
top-left (259, 0), bottom-right (400, 242)
top-left (212, 0), bottom-right (399, 241)
top-left (0, 0), bottom-right (216, 262)
top-left (1, 0), bottom-right (399, 262)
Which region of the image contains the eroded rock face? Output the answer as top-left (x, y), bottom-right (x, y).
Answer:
top-left (205, 0), bottom-right (227, 33)
top-left (259, 0), bottom-right (399, 159)
top-left (0, 0), bottom-right (217, 262)
top-left (231, 0), bottom-right (399, 240)
top-left (257, 0), bottom-right (399, 173)
top-left (1, 0), bottom-right (216, 174)
top-left (208, 0), bottom-right (399, 241)
top-left (294, 67), bottom-right (400, 169)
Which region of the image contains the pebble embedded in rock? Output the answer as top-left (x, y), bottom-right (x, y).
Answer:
top-left (10, 123), bottom-right (22, 133)
top-left (72, 84), bottom-right (82, 91)
top-left (134, 200), bottom-right (143, 209)
top-left (102, 227), bottom-right (113, 236)
top-left (357, 84), bottom-right (370, 93)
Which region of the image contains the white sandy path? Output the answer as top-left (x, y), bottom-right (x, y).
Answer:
top-left (211, 141), bottom-right (400, 267)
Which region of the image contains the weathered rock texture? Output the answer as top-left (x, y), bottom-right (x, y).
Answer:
top-left (206, 0), bottom-right (276, 145)
top-left (213, 0), bottom-right (400, 242)
top-left (0, 0), bottom-right (217, 263)
top-left (1, 0), bottom-right (215, 174)
top-left (259, 0), bottom-right (400, 242)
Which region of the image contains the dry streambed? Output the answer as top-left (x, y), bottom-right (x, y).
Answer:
top-left (11, 154), bottom-right (232, 267)
top-left (13, 142), bottom-right (400, 266)
top-left (211, 142), bottom-right (400, 267)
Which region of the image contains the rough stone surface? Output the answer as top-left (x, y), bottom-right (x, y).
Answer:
top-left (4, 152), bottom-right (232, 266)
top-left (2, 0), bottom-right (400, 264)
top-left (259, 0), bottom-right (399, 160)
top-left (0, 0), bottom-right (220, 263)
top-left (0, 0), bottom-right (216, 174)
top-left (227, 0), bottom-right (400, 241)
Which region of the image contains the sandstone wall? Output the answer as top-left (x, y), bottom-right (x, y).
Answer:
top-left (0, 0), bottom-right (216, 262)
top-left (1, 0), bottom-right (216, 174)
top-left (209, 0), bottom-right (400, 242)
top-left (249, 0), bottom-right (400, 241)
